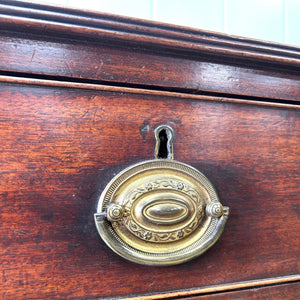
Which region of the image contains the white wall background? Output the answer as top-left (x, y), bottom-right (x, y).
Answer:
top-left (36, 0), bottom-right (300, 46)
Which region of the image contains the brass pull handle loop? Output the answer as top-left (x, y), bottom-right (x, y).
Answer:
top-left (94, 125), bottom-right (229, 265)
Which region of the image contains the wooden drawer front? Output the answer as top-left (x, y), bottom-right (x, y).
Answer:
top-left (0, 79), bottom-right (299, 299)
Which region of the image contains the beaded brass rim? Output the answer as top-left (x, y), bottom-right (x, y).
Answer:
top-left (94, 159), bottom-right (229, 266)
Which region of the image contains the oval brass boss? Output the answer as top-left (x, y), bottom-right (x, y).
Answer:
top-left (94, 125), bottom-right (229, 265)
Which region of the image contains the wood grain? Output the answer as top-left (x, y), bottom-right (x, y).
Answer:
top-left (0, 0), bottom-right (299, 102)
top-left (0, 2), bottom-right (299, 298)
top-left (124, 275), bottom-right (300, 299)
top-left (0, 0), bottom-right (299, 65)
top-left (187, 282), bottom-right (300, 300)
top-left (0, 81), bottom-right (299, 299)
top-left (0, 34), bottom-right (299, 103)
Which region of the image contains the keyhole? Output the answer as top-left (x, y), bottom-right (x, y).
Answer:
top-left (158, 129), bottom-right (168, 159)
top-left (154, 125), bottom-right (175, 160)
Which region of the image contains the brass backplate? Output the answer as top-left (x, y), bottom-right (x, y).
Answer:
top-left (95, 159), bottom-right (229, 266)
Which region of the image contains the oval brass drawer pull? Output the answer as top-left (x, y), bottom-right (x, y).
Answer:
top-left (94, 125), bottom-right (229, 265)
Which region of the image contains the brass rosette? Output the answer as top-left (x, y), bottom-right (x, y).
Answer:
top-left (94, 159), bottom-right (229, 266)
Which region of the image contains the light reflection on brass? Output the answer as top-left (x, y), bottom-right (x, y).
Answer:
top-left (143, 199), bottom-right (188, 224)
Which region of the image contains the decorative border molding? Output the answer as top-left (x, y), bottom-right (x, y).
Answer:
top-left (122, 274), bottom-right (300, 300)
top-left (0, 75), bottom-right (299, 110)
top-left (0, 0), bottom-right (299, 68)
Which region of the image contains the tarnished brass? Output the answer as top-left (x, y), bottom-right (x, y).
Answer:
top-left (94, 125), bottom-right (229, 265)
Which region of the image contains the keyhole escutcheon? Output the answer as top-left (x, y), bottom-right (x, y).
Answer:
top-left (154, 125), bottom-right (175, 160)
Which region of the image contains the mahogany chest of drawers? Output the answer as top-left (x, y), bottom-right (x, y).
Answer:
top-left (0, 1), bottom-right (299, 299)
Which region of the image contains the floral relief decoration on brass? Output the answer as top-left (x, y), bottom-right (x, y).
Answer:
top-left (94, 124), bottom-right (229, 266)
top-left (117, 179), bottom-right (205, 243)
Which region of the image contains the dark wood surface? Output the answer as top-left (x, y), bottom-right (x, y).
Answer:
top-left (0, 1), bottom-right (300, 102)
top-left (1, 34), bottom-right (299, 103)
top-left (0, 1), bottom-right (299, 299)
top-left (186, 282), bottom-right (300, 299)
top-left (0, 79), bottom-right (299, 299)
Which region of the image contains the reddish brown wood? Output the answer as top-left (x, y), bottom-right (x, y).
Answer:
top-left (0, 80), bottom-right (299, 299)
top-left (185, 282), bottom-right (300, 300)
top-left (0, 34), bottom-right (299, 102)
top-left (0, 1), bottom-right (299, 299)
top-left (124, 275), bottom-right (300, 299)
top-left (1, 0), bottom-right (299, 64)
top-left (0, 1), bottom-right (299, 102)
